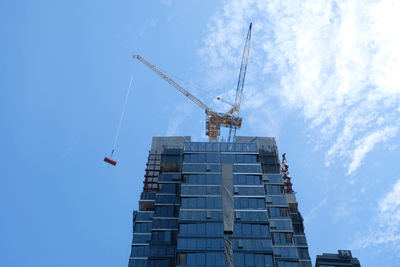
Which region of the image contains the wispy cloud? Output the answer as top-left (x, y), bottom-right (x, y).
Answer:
top-left (304, 196), bottom-right (328, 223)
top-left (165, 102), bottom-right (195, 136)
top-left (354, 178), bottom-right (400, 250)
top-left (199, 0), bottom-right (400, 174)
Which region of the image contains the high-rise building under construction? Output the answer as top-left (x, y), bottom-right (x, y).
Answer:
top-left (128, 136), bottom-right (312, 267)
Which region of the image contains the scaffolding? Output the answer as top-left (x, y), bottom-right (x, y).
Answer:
top-left (143, 151), bottom-right (161, 192)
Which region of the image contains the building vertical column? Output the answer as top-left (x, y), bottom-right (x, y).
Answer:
top-left (221, 163), bottom-right (234, 267)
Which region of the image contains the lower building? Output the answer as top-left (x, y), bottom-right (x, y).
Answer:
top-left (315, 250), bottom-right (361, 267)
top-left (128, 136), bottom-right (312, 267)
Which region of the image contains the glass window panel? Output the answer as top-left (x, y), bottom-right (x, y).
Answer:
top-left (197, 223), bottom-right (205, 235)
top-left (197, 239), bottom-right (206, 249)
top-left (197, 198), bottom-right (206, 208)
top-left (266, 185), bottom-right (284, 195)
top-left (249, 198), bottom-right (257, 208)
top-left (244, 198), bottom-right (251, 208)
top-left (234, 164), bottom-right (262, 173)
top-left (220, 143), bottom-right (227, 151)
top-left (271, 220), bottom-right (293, 230)
top-left (183, 154), bottom-right (191, 162)
top-left (187, 253), bottom-right (196, 265)
top-left (245, 253), bottom-right (255, 266)
top-left (216, 252), bottom-right (224, 265)
top-left (298, 248), bottom-right (310, 259)
top-left (264, 255), bottom-right (274, 267)
top-left (234, 223), bottom-right (242, 236)
top-left (255, 254), bottom-right (264, 266)
top-left (234, 253), bottom-right (245, 266)
top-left (198, 154), bottom-right (206, 162)
top-left (227, 143), bottom-right (234, 151)
top-left (252, 224), bottom-right (261, 235)
top-left (235, 143), bottom-right (243, 152)
top-left (177, 238), bottom-right (187, 249)
top-left (206, 153), bottom-right (217, 163)
top-left (294, 236), bottom-right (307, 245)
top-left (194, 143), bottom-right (203, 151)
top-left (206, 252), bottom-right (216, 265)
top-left (243, 224), bottom-right (252, 235)
top-left (203, 143), bottom-right (211, 152)
top-left (198, 175), bottom-right (206, 184)
top-left (206, 223), bottom-right (214, 236)
top-left (266, 174), bottom-right (283, 183)
top-left (267, 196), bottom-right (287, 205)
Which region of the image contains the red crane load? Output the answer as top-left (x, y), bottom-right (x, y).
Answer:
top-left (104, 156), bottom-right (117, 166)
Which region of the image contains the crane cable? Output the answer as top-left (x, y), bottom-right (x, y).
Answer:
top-left (110, 72), bottom-right (134, 158)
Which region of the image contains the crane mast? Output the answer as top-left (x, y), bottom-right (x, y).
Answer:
top-left (227, 23), bottom-right (252, 142)
top-left (230, 23), bottom-right (252, 117)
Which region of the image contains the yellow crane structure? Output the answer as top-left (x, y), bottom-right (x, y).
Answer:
top-left (133, 23), bottom-right (252, 142)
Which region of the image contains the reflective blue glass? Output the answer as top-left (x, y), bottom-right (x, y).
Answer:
top-left (179, 210), bottom-right (223, 221)
top-left (235, 197), bottom-right (266, 209)
top-left (181, 197), bottom-right (222, 209)
top-left (236, 186), bottom-right (265, 195)
top-left (233, 223), bottom-right (270, 237)
top-left (158, 173), bottom-right (180, 182)
top-left (134, 222), bottom-right (152, 233)
top-left (234, 164), bottom-right (262, 173)
top-left (267, 196), bottom-right (288, 205)
top-left (270, 220), bottom-right (293, 230)
top-left (185, 174), bottom-right (221, 184)
top-left (132, 234), bottom-right (151, 243)
top-left (184, 142), bottom-right (258, 152)
top-left (131, 245), bottom-right (149, 257)
top-left (277, 261), bottom-right (299, 267)
top-left (155, 195), bottom-right (179, 204)
top-left (182, 164), bottom-right (221, 173)
top-left (154, 206), bottom-right (175, 217)
top-left (135, 212), bottom-right (153, 221)
top-left (264, 174), bottom-right (283, 183)
top-left (268, 207), bottom-right (289, 218)
top-left (274, 247), bottom-right (298, 258)
top-left (234, 175), bottom-right (262, 185)
top-left (266, 185), bottom-right (284, 195)
top-left (178, 238), bottom-right (224, 249)
top-left (183, 153), bottom-right (258, 163)
top-left (233, 239), bottom-right (273, 250)
top-left (129, 259), bottom-right (147, 267)
top-left (235, 211), bottom-right (269, 223)
top-left (181, 185), bottom-right (220, 195)
top-left (152, 219), bottom-right (177, 229)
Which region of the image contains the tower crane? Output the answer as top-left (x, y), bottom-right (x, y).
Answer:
top-left (133, 23), bottom-right (252, 143)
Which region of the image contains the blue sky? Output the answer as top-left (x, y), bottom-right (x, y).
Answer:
top-left (1, 0), bottom-right (400, 266)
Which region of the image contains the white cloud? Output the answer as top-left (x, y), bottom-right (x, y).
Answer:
top-left (303, 196), bottom-right (328, 223)
top-left (165, 103), bottom-right (194, 136)
top-left (355, 178), bottom-right (400, 250)
top-left (200, 0), bottom-right (400, 174)
top-left (347, 126), bottom-right (397, 174)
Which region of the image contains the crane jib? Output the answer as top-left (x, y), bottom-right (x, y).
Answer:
top-left (133, 21), bottom-right (252, 144)
top-left (134, 55), bottom-right (209, 111)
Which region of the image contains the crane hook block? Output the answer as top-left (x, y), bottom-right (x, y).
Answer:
top-left (104, 157), bottom-right (117, 166)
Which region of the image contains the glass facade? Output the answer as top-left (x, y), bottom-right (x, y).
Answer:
top-left (128, 137), bottom-right (312, 267)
